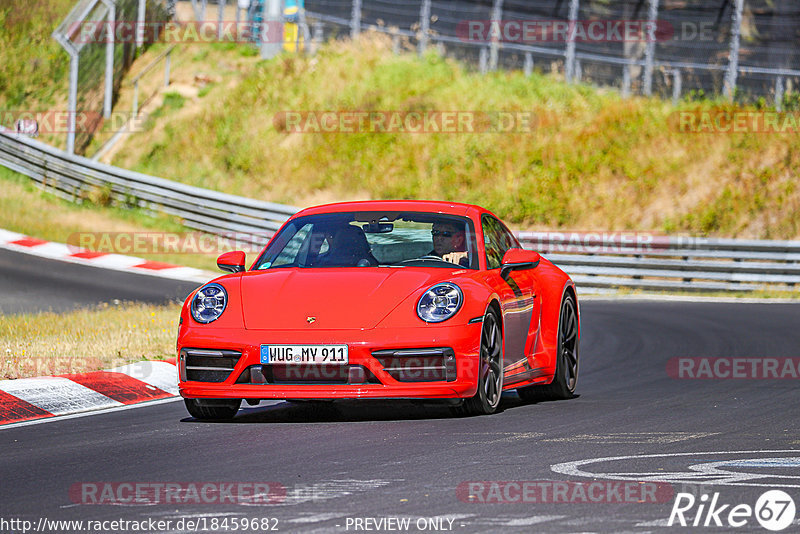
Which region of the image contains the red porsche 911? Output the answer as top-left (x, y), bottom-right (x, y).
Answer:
top-left (177, 200), bottom-right (579, 419)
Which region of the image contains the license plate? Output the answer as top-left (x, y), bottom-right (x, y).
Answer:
top-left (260, 344), bottom-right (348, 364)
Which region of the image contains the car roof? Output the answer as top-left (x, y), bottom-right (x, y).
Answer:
top-left (293, 200), bottom-right (487, 219)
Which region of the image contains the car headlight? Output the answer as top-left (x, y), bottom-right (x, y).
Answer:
top-left (417, 282), bottom-right (463, 323)
top-left (191, 283), bottom-right (227, 324)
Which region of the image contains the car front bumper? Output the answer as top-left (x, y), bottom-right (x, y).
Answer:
top-left (177, 323), bottom-right (482, 400)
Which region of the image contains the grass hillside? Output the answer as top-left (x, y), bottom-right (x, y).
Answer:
top-left (106, 34), bottom-right (800, 239)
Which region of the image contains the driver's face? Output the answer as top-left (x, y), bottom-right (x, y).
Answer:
top-left (432, 223), bottom-right (462, 255)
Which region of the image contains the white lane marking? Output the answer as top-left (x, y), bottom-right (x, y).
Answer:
top-left (287, 513), bottom-right (349, 524)
top-left (109, 361), bottom-right (179, 395)
top-left (478, 515), bottom-right (565, 527)
top-left (0, 396), bottom-right (182, 430)
top-left (551, 450), bottom-right (800, 488)
top-left (0, 376), bottom-right (122, 414)
top-left (542, 432), bottom-right (718, 444)
top-left (240, 479), bottom-right (396, 507)
top-left (502, 515), bottom-right (565, 526)
top-left (635, 518), bottom-right (671, 527)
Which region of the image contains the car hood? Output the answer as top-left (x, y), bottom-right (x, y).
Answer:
top-left (239, 268), bottom-right (454, 330)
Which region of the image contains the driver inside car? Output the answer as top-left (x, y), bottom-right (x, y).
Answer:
top-left (430, 222), bottom-right (469, 266)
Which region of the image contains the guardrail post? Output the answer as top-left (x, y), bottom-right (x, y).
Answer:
top-left (524, 52), bottom-right (533, 77)
top-left (622, 63), bottom-right (631, 97)
top-left (479, 47), bottom-right (488, 74)
top-left (642, 0), bottom-right (659, 96)
top-left (417, 0), bottom-right (431, 56)
top-left (574, 59), bottom-right (582, 82)
top-left (672, 69), bottom-right (681, 105)
top-left (350, 0), bottom-right (361, 39)
top-left (775, 74), bottom-right (785, 112)
top-left (723, 0), bottom-right (744, 101)
top-left (564, 0), bottom-right (579, 82)
top-left (489, 0), bottom-right (503, 71)
top-left (391, 28), bottom-right (400, 54)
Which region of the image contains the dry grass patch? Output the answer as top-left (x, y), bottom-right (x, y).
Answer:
top-left (0, 301), bottom-right (181, 380)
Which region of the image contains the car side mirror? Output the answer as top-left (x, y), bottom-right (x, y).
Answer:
top-left (500, 248), bottom-right (540, 278)
top-left (217, 251), bottom-right (246, 273)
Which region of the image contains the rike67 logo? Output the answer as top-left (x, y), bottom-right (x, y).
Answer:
top-left (668, 490), bottom-right (796, 531)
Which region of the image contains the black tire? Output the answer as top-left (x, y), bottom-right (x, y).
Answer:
top-left (184, 398), bottom-right (241, 420)
top-left (518, 294), bottom-right (579, 402)
top-left (452, 309), bottom-right (504, 416)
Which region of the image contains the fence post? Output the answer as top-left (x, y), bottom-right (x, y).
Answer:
top-left (642, 0), bottom-right (659, 96)
top-left (218, 0), bottom-right (226, 40)
top-left (672, 69), bottom-right (681, 105)
top-left (392, 28), bottom-right (400, 54)
top-left (66, 51), bottom-right (78, 154)
top-left (260, 0), bottom-right (283, 58)
top-left (137, 0), bottom-right (146, 48)
top-left (201, 0), bottom-right (207, 21)
top-left (723, 0), bottom-right (744, 101)
top-left (479, 47), bottom-right (488, 74)
top-left (418, 0), bottom-right (431, 56)
top-left (350, 0), bottom-right (361, 39)
top-left (524, 52), bottom-right (533, 77)
top-left (132, 81), bottom-right (139, 116)
top-left (312, 21), bottom-right (323, 55)
top-left (564, 0), bottom-right (579, 82)
top-left (489, 0), bottom-right (503, 71)
top-left (574, 59), bottom-right (581, 82)
top-left (103, 0), bottom-right (115, 119)
top-left (775, 74), bottom-right (785, 112)
top-left (164, 49), bottom-right (172, 87)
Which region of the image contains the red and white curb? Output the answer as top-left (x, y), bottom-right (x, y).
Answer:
top-left (0, 360), bottom-right (178, 426)
top-left (0, 228), bottom-right (214, 283)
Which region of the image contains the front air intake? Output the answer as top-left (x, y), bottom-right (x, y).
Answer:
top-left (372, 348), bottom-right (456, 382)
top-left (180, 349), bottom-right (242, 383)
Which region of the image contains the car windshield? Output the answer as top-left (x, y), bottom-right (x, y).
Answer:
top-left (254, 211), bottom-right (479, 270)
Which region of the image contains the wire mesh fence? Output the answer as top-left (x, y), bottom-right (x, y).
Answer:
top-left (52, 0), bottom-right (173, 154)
top-left (302, 0), bottom-right (800, 108)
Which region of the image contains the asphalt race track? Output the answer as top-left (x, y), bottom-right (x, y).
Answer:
top-left (1, 258), bottom-right (800, 532)
top-left (0, 248), bottom-right (200, 314)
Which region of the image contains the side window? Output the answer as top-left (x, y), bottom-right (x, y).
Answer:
top-left (272, 223), bottom-right (312, 267)
top-left (482, 216), bottom-right (507, 270)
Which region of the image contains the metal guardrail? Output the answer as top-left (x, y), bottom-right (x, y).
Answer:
top-left (1, 128), bottom-right (798, 293)
top-left (0, 128), bottom-right (295, 250)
